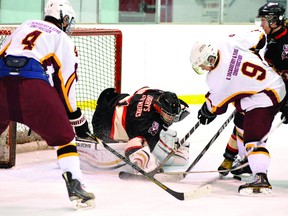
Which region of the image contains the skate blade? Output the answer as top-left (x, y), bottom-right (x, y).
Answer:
top-left (71, 198), bottom-right (95, 210)
top-left (239, 187), bottom-right (272, 196)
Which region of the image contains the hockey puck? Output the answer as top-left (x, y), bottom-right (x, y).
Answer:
top-left (233, 175), bottom-right (242, 181)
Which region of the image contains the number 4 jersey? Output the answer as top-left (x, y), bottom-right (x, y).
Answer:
top-left (0, 20), bottom-right (78, 112)
top-left (205, 29), bottom-right (286, 114)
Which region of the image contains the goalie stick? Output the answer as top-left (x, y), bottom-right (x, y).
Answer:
top-left (85, 132), bottom-right (212, 201)
top-left (120, 110), bottom-right (236, 182)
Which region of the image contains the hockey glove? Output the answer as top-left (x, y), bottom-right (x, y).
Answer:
top-left (280, 102), bottom-right (288, 124)
top-left (198, 103), bottom-right (216, 125)
top-left (68, 107), bottom-right (90, 138)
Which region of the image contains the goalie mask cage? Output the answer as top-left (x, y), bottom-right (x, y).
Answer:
top-left (0, 26), bottom-right (122, 168)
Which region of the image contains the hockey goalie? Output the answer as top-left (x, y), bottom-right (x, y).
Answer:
top-left (76, 87), bottom-right (190, 173)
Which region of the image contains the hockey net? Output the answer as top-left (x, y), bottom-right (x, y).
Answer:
top-left (0, 26), bottom-right (122, 168)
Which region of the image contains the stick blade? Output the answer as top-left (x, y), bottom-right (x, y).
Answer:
top-left (184, 184), bottom-right (213, 200)
top-left (119, 171), bottom-right (184, 182)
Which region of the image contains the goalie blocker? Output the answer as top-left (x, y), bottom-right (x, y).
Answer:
top-left (76, 128), bottom-right (190, 172)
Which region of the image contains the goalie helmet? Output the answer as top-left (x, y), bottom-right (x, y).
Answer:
top-left (44, 0), bottom-right (75, 34)
top-left (257, 2), bottom-right (285, 26)
top-left (154, 91), bottom-right (181, 126)
top-left (189, 41), bottom-right (218, 75)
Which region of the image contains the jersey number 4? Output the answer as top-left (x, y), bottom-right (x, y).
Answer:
top-left (22, 30), bottom-right (42, 50)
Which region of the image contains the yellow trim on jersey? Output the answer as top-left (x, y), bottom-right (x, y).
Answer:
top-left (268, 88), bottom-right (282, 103)
top-left (210, 91), bottom-right (257, 113)
top-left (40, 53), bottom-right (74, 112)
top-left (66, 72), bottom-right (76, 90)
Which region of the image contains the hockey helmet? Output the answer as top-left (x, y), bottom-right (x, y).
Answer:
top-left (45, 0), bottom-right (75, 34)
top-left (154, 91), bottom-right (181, 126)
top-left (189, 41), bottom-right (218, 75)
top-left (257, 2), bottom-right (285, 26)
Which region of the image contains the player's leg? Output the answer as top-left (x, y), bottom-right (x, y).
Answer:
top-left (92, 88), bottom-right (120, 142)
top-left (125, 137), bottom-right (160, 173)
top-left (238, 107), bottom-right (276, 195)
top-left (218, 126), bottom-right (238, 176)
top-left (0, 78), bottom-right (14, 135)
top-left (20, 80), bottom-right (95, 208)
top-left (230, 125), bottom-right (252, 176)
top-left (218, 112), bottom-right (244, 176)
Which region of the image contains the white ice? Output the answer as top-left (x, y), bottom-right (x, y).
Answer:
top-left (1, 105), bottom-right (288, 216)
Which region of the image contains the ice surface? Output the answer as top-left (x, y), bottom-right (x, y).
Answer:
top-left (1, 105), bottom-right (288, 216)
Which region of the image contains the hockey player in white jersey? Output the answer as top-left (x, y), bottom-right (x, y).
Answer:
top-left (0, 0), bottom-right (94, 209)
top-left (189, 29), bottom-right (286, 195)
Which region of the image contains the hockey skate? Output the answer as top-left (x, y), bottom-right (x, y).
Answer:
top-left (231, 158), bottom-right (252, 176)
top-left (62, 172), bottom-right (95, 209)
top-left (218, 158), bottom-right (233, 176)
top-left (238, 173), bottom-right (272, 196)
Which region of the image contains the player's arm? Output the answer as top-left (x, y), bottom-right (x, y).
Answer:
top-left (57, 42), bottom-right (90, 138)
top-left (197, 101), bottom-right (217, 125)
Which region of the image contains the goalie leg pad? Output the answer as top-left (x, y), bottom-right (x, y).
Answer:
top-left (129, 146), bottom-right (160, 173)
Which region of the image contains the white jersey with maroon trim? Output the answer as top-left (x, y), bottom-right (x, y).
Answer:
top-left (206, 30), bottom-right (286, 114)
top-left (0, 20), bottom-right (78, 112)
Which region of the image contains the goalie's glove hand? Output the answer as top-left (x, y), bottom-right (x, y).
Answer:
top-left (280, 102), bottom-right (288, 124)
top-left (197, 103), bottom-right (216, 125)
top-left (68, 107), bottom-right (90, 138)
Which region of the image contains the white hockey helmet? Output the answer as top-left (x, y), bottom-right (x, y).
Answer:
top-left (45, 0), bottom-right (75, 34)
top-left (189, 41), bottom-right (218, 75)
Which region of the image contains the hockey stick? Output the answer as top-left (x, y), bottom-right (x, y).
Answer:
top-left (230, 118), bottom-right (284, 171)
top-left (176, 110), bottom-right (236, 180)
top-left (146, 120), bottom-right (201, 177)
top-left (85, 132), bottom-right (212, 201)
top-left (119, 110), bottom-right (235, 182)
top-left (162, 117), bottom-right (284, 177)
top-left (154, 165), bottom-right (248, 175)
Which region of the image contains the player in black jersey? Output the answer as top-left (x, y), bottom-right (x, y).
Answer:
top-left (92, 87), bottom-right (190, 173)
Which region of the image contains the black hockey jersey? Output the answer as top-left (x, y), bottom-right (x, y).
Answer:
top-left (92, 87), bottom-right (169, 151)
top-left (265, 27), bottom-right (288, 88)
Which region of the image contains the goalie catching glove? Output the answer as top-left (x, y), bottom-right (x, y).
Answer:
top-left (198, 102), bottom-right (217, 125)
top-left (68, 107), bottom-right (90, 138)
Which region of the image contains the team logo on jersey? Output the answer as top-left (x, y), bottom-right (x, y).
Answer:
top-left (282, 44), bottom-right (288, 60)
top-left (148, 121), bottom-right (159, 136)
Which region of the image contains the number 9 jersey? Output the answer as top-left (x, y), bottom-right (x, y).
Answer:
top-left (205, 29), bottom-right (286, 115)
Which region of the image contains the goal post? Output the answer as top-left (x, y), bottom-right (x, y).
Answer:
top-left (0, 26), bottom-right (122, 168)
